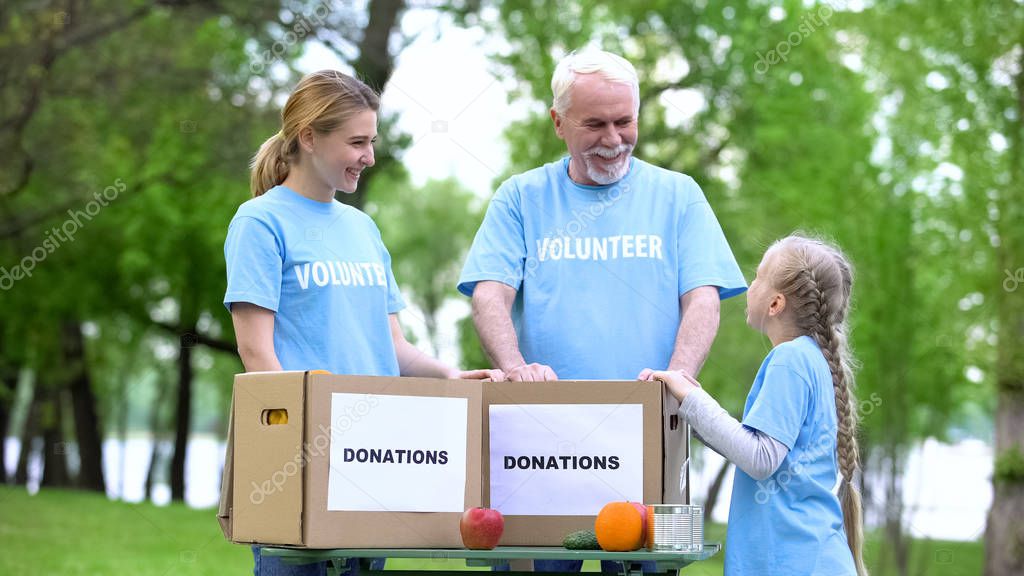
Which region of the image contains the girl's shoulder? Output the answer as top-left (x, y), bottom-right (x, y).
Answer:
top-left (766, 336), bottom-right (828, 376)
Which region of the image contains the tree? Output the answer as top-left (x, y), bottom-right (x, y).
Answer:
top-left (371, 176), bottom-right (485, 357)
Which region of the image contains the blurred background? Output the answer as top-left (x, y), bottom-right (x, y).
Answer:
top-left (0, 1), bottom-right (1020, 575)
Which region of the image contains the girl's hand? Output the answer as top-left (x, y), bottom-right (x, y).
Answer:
top-left (650, 370), bottom-right (701, 402)
top-left (449, 368), bottom-right (507, 382)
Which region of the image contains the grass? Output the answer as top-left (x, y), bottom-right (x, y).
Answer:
top-left (0, 486), bottom-right (982, 575)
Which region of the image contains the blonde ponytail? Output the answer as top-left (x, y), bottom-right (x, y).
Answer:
top-left (249, 70), bottom-right (380, 197)
top-left (250, 132), bottom-right (294, 197)
top-left (769, 235), bottom-right (868, 576)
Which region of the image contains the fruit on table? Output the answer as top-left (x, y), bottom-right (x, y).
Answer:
top-left (563, 529), bottom-right (601, 550)
top-left (460, 507), bottom-right (504, 549)
top-left (594, 501), bottom-right (644, 551)
top-left (267, 409), bottom-right (288, 425)
top-left (629, 502), bottom-right (648, 547)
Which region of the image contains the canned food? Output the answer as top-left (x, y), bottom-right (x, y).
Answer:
top-left (646, 504), bottom-right (703, 552)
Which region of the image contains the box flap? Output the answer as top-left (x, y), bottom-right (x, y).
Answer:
top-left (661, 383), bottom-right (689, 504)
top-left (231, 371), bottom-right (307, 545)
top-left (217, 396), bottom-right (234, 540)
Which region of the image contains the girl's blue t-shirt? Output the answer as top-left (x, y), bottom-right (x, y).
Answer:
top-left (223, 185), bottom-right (405, 376)
top-left (726, 335), bottom-right (857, 575)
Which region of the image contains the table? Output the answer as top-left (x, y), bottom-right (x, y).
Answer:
top-left (262, 545), bottom-right (721, 576)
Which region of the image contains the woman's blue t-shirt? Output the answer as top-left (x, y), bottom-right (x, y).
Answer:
top-left (223, 185), bottom-right (405, 376)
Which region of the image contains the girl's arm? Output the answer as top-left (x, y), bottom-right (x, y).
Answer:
top-left (653, 371), bottom-right (789, 481)
top-left (390, 315), bottom-right (504, 381)
top-left (230, 302), bottom-right (283, 372)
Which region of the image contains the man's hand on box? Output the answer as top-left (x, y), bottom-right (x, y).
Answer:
top-left (506, 363), bottom-right (558, 381)
top-left (452, 368), bottom-right (507, 382)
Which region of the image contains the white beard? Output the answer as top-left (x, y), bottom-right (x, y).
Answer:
top-left (583, 144), bottom-right (633, 184)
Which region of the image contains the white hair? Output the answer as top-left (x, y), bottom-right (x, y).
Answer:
top-left (551, 49), bottom-right (640, 116)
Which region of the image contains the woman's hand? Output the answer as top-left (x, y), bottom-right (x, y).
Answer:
top-left (447, 368), bottom-right (507, 382)
top-left (649, 370), bottom-right (701, 402)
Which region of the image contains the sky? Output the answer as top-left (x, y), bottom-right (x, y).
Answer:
top-left (300, 8), bottom-right (531, 200)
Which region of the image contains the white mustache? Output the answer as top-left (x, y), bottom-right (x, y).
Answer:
top-left (585, 144), bottom-right (632, 159)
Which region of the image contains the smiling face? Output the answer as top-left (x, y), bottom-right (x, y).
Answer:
top-left (308, 109), bottom-right (377, 193)
top-left (551, 73), bottom-right (638, 186)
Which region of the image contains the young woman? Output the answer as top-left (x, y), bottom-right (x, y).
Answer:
top-left (653, 235), bottom-right (866, 576)
top-left (225, 70), bottom-right (503, 576)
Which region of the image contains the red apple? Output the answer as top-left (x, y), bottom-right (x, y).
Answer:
top-left (460, 507), bottom-right (504, 550)
top-left (629, 502), bottom-right (648, 546)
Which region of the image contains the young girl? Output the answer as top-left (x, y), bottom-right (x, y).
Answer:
top-left (653, 235), bottom-right (866, 576)
top-left (224, 70), bottom-right (503, 576)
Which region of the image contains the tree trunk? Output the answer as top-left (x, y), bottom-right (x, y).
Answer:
top-left (14, 381), bottom-right (39, 485)
top-left (170, 325), bottom-right (196, 502)
top-left (984, 48), bottom-right (1024, 576)
top-left (703, 458), bottom-right (731, 519)
top-left (40, 384), bottom-right (70, 487)
top-left (0, 369), bottom-right (14, 484)
top-left (61, 321), bottom-right (105, 492)
top-left (881, 445), bottom-right (910, 576)
top-left (339, 0), bottom-right (406, 210)
top-left (144, 373), bottom-right (171, 501)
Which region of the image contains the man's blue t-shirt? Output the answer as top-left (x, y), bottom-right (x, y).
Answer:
top-left (726, 335), bottom-right (856, 575)
top-left (223, 185), bottom-right (405, 376)
top-left (458, 157), bottom-right (747, 379)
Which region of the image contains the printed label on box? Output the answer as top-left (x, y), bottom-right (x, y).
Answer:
top-left (327, 393), bottom-right (468, 512)
top-left (489, 403), bottom-right (644, 515)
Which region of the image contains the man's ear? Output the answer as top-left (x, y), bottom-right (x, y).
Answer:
top-left (298, 126), bottom-right (315, 154)
top-left (550, 108), bottom-right (565, 140)
top-left (768, 293), bottom-right (786, 317)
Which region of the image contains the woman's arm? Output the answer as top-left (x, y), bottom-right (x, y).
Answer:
top-left (230, 302), bottom-right (282, 372)
top-left (390, 314), bottom-right (504, 380)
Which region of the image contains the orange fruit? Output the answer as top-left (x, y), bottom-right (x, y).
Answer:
top-left (594, 501), bottom-right (644, 551)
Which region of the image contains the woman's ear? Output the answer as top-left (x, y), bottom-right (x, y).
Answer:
top-left (768, 293), bottom-right (786, 317)
top-left (297, 126), bottom-right (315, 154)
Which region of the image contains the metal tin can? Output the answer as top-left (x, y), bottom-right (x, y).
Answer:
top-left (646, 504), bottom-right (703, 552)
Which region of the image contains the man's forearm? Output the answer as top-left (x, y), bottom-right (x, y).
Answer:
top-left (667, 287), bottom-right (721, 376)
top-left (472, 288), bottom-right (525, 372)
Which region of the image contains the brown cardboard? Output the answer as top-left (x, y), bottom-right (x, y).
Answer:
top-left (481, 380), bottom-right (689, 546)
top-left (219, 374), bottom-right (687, 549)
top-left (219, 371), bottom-right (483, 548)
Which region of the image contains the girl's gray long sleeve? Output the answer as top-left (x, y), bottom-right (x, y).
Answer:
top-left (678, 388), bottom-right (790, 481)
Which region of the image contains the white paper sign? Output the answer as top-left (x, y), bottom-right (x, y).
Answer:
top-left (327, 393), bottom-right (468, 512)
top-left (489, 403), bottom-right (644, 516)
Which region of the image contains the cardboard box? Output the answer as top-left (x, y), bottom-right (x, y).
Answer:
top-left (218, 371), bottom-right (483, 548)
top-left (482, 380), bottom-right (689, 545)
top-left (219, 373), bottom-right (688, 548)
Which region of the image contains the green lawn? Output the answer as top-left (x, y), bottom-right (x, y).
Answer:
top-left (0, 486), bottom-right (982, 575)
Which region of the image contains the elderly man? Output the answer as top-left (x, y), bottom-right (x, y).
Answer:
top-left (459, 49), bottom-right (746, 386)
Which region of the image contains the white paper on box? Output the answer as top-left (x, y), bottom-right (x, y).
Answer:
top-left (327, 393), bottom-right (468, 512)
top-left (489, 403), bottom-right (644, 516)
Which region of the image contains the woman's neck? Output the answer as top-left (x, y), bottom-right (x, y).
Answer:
top-left (281, 167), bottom-right (334, 203)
